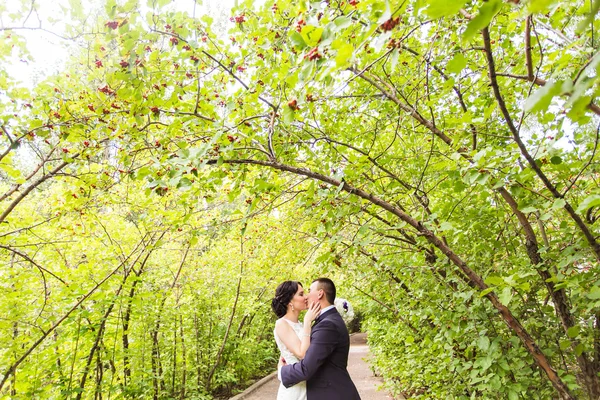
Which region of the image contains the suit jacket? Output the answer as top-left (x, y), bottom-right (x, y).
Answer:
top-left (280, 307), bottom-right (361, 400)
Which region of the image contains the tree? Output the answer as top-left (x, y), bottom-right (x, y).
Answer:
top-left (1, 0), bottom-right (600, 398)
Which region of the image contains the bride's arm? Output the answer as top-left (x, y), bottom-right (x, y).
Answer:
top-left (298, 302), bottom-right (320, 358)
top-left (275, 320), bottom-right (310, 360)
top-left (276, 302), bottom-right (321, 359)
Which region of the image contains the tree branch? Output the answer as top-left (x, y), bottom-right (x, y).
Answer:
top-left (483, 27), bottom-right (600, 261)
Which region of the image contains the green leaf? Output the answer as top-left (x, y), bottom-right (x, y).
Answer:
top-left (567, 325), bottom-right (580, 338)
top-left (439, 221), bottom-right (453, 231)
top-left (484, 276), bottom-right (503, 286)
top-left (576, 194), bottom-right (600, 213)
top-left (550, 156), bottom-right (562, 165)
top-left (528, 0), bottom-right (559, 13)
top-left (462, 0), bottom-right (502, 41)
top-left (300, 25), bottom-right (323, 47)
top-left (290, 31), bottom-right (307, 49)
top-left (519, 205), bottom-right (538, 213)
top-left (374, 3), bottom-right (391, 24)
top-left (575, 343), bottom-right (584, 356)
top-left (425, 0), bottom-right (468, 19)
top-left (446, 53), bottom-right (467, 74)
top-left (335, 43), bottom-right (354, 68)
top-left (299, 61), bottom-right (315, 82)
top-left (559, 339), bottom-right (571, 351)
top-left (508, 389), bottom-right (519, 400)
top-left (282, 106), bottom-right (295, 124)
top-left (477, 336), bottom-right (490, 351)
top-left (389, 49), bottom-right (399, 72)
top-left (587, 286), bottom-right (600, 300)
top-left (333, 16), bottom-right (352, 30)
top-left (177, 177), bottom-right (192, 190)
top-left (551, 198), bottom-right (566, 210)
top-left (498, 287), bottom-right (513, 306)
top-left (524, 80), bottom-right (571, 113)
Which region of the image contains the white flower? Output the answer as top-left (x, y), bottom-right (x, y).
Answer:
top-left (334, 297), bottom-right (354, 324)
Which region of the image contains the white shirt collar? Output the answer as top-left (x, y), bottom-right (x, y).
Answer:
top-left (319, 305), bottom-right (336, 315)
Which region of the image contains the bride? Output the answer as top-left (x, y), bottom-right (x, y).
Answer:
top-left (271, 281), bottom-right (321, 400)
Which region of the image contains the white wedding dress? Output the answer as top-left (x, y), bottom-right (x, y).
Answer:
top-left (274, 318), bottom-right (307, 400)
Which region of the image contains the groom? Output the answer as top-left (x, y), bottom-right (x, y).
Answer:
top-left (278, 278), bottom-right (361, 399)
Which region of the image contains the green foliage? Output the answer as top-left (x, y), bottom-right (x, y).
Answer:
top-left (1, 0), bottom-right (600, 398)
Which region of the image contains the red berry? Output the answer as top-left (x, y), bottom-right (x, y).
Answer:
top-left (105, 21), bottom-right (119, 30)
top-left (287, 99), bottom-right (299, 110)
top-left (380, 17), bottom-right (400, 31)
top-left (304, 47), bottom-right (322, 61)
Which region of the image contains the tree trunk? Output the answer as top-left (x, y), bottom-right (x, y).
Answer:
top-left (76, 296), bottom-right (120, 400)
top-left (194, 312), bottom-right (203, 391)
top-left (206, 236), bottom-right (244, 390)
top-left (180, 314), bottom-right (187, 400)
top-left (94, 349), bottom-right (103, 400)
top-left (122, 250), bottom-right (154, 385)
top-left (172, 314), bottom-right (177, 397)
top-left (151, 244), bottom-right (190, 399)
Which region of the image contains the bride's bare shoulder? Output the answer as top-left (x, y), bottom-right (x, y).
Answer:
top-left (275, 318), bottom-right (292, 333)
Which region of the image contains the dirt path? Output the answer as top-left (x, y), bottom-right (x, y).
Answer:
top-left (230, 332), bottom-right (400, 400)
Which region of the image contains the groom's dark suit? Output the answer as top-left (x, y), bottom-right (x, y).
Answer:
top-left (280, 307), bottom-right (361, 400)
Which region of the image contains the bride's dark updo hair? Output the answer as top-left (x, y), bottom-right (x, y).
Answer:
top-left (271, 281), bottom-right (302, 318)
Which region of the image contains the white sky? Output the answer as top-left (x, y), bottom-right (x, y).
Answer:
top-left (5, 0), bottom-right (234, 86)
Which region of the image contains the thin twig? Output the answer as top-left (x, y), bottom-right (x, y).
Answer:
top-left (563, 122), bottom-right (600, 196)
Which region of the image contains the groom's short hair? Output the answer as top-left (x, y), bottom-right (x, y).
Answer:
top-left (313, 278), bottom-right (335, 304)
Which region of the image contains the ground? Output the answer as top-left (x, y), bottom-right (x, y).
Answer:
top-left (229, 332), bottom-right (402, 400)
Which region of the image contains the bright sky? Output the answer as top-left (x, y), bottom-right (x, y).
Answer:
top-left (5, 0), bottom-right (234, 86)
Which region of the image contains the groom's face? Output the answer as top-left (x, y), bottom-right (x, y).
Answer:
top-left (307, 281), bottom-right (321, 305)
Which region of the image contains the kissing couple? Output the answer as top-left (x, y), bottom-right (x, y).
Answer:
top-left (271, 277), bottom-right (361, 400)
